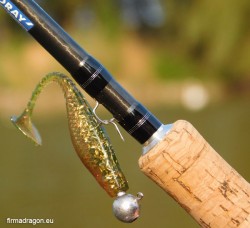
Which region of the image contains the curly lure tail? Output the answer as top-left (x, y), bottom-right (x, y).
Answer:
top-left (11, 72), bottom-right (128, 197)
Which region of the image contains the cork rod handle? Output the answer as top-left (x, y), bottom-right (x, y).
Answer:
top-left (139, 120), bottom-right (250, 227)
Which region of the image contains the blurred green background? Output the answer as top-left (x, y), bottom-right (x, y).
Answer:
top-left (0, 0), bottom-right (249, 227)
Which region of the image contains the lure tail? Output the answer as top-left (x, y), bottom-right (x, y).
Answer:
top-left (11, 110), bottom-right (42, 146)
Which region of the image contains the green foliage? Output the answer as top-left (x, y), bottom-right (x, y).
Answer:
top-left (164, 0), bottom-right (250, 83)
top-left (154, 53), bottom-right (196, 81)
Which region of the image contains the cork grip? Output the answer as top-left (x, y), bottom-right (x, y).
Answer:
top-left (139, 120), bottom-right (250, 227)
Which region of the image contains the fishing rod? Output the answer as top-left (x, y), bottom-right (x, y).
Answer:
top-left (1, 1), bottom-right (250, 227)
top-left (0, 0), bottom-right (166, 146)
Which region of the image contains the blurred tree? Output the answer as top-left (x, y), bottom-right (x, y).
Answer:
top-left (163, 0), bottom-right (250, 94)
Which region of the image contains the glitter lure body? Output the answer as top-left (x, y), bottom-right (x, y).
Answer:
top-left (11, 72), bottom-right (128, 197)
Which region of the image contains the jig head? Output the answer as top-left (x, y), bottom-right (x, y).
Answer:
top-left (11, 72), bottom-right (143, 222)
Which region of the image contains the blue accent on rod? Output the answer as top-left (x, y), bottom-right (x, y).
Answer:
top-left (0, 0), bottom-right (34, 31)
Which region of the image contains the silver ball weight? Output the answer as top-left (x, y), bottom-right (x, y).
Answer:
top-left (112, 192), bottom-right (143, 223)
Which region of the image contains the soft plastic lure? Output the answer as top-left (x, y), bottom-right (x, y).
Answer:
top-left (11, 72), bottom-right (128, 197)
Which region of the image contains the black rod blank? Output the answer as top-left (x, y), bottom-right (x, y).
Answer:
top-left (3, 0), bottom-right (162, 144)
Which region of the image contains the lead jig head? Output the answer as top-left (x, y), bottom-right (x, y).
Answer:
top-left (112, 192), bottom-right (144, 223)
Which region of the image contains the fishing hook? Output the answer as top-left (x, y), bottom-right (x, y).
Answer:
top-left (93, 101), bottom-right (125, 141)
